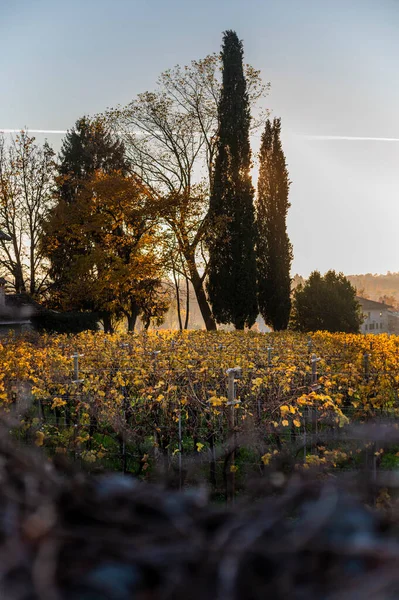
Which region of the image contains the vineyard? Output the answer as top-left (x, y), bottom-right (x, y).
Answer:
top-left (2, 330), bottom-right (399, 497)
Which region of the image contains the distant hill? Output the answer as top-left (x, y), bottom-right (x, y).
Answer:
top-left (347, 273), bottom-right (399, 310)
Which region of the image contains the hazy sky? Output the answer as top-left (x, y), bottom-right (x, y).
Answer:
top-left (1, 0), bottom-right (398, 277)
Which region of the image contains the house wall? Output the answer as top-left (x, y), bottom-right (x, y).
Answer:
top-left (360, 308), bottom-right (389, 334)
top-left (254, 314), bottom-right (271, 333)
top-left (388, 312), bottom-right (399, 334)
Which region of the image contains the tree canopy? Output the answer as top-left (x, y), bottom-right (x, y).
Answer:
top-left (207, 30), bottom-right (258, 330)
top-left (256, 118), bottom-right (292, 331)
top-left (42, 171), bottom-right (169, 332)
top-left (58, 116), bottom-right (128, 204)
top-left (290, 270), bottom-right (362, 333)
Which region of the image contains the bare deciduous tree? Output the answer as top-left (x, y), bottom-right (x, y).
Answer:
top-left (0, 131), bottom-right (55, 296)
top-left (107, 54), bottom-right (268, 330)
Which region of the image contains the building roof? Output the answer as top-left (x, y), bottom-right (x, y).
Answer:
top-left (356, 296), bottom-right (393, 311)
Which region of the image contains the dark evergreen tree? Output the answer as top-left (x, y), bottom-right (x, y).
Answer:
top-left (58, 116), bottom-right (128, 203)
top-left (42, 117), bottom-right (129, 331)
top-left (256, 118), bottom-right (293, 330)
top-left (291, 270), bottom-right (362, 333)
top-left (207, 31), bottom-right (258, 330)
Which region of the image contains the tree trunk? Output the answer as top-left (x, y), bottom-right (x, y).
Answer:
top-left (12, 238), bottom-right (26, 294)
top-left (30, 236), bottom-right (35, 296)
top-left (127, 300), bottom-right (140, 332)
top-left (186, 259), bottom-right (216, 331)
top-left (184, 276), bottom-right (190, 329)
top-left (172, 268), bottom-right (183, 330)
top-left (14, 267), bottom-right (26, 294)
top-left (102, 312), bottom-right (114, 333)
top-left (127, 313), bottom-right (137, 332)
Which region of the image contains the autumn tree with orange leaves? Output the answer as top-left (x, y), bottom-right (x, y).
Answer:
top-left (42, 171), bottom-right (169, 332)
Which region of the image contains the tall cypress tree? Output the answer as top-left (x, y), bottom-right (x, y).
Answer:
top-left (256, 117), bottom-right (293, 330)
top-left (207, 31), bottom-right (258, 330)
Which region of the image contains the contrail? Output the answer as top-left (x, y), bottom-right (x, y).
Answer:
top-left (2, 130), bottom-right (399, 143)
top-left (0, 129), bottom-right (67, 134)
top-left (301, 135), bottom-right (399, 142)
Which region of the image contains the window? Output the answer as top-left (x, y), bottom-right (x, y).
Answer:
top-left (365, 324), bottom-right (368, 331)
top-left (369, 323), bottom-right (375, 330)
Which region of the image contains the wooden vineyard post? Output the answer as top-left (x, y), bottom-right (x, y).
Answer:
top-left (363, 351), bottom-right (377, 497)
top-left (121, 385), bottom-right (127, 474)
top-left (257, 347), bottom-right (273, 423)
top-left (303, 414), bottom-right (307, 463)
top-left (363, 352), bottom-right (370, 383)
top-left (118, 343), bottom-right (130, 475)
top-left (37, 396), bottom-right (43, 422)
top-left (226, 367), bottom-right (242, 504)
top-left (311, 353), bottom-right (318, 388)
top-left (71, 352), bottom-right (84, 385)
top-left (178, 404), bottom-right (182, 490)
top-left (71, 352), bottom-right (84, 461)
top-left (267, 346), bottom-right (273, 367)
top-left (172, 304), bottom-right (181, 483)
top-left (151, 351), bottom-right (164, 471)
top-left (311, 353), bottom-right (321, 446)
top-left (206, 399), bottom-right (217, 489)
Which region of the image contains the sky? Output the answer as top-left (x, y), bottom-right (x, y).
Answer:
top-left (1, 0), bottom-right (398, 277)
